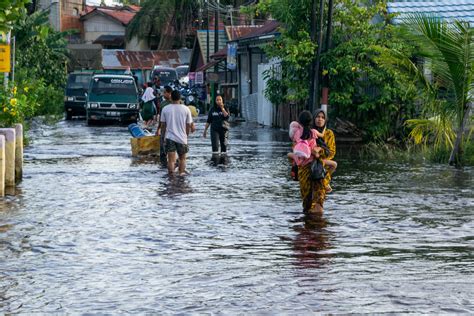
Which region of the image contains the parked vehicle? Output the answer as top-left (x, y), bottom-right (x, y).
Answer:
top-left (150, 66), bottom-right (178, 88)
top-left (85, 74), bottom-right (140, 125)
top-left (176, 65), bottom-right (189, 87)
top-left (64, 72), bottom-right (92, 120)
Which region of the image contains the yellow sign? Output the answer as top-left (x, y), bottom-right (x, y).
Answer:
top-left (0, 44), bottom-right (11, 73)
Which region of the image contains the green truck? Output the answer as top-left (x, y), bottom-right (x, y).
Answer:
top-left (86, 74), bottom-right (140, 125)
top-left (64, 72), bottom-right (92, 120)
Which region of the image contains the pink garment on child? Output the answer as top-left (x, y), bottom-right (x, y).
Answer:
top-left (289, 121), bottom-right (319, 166)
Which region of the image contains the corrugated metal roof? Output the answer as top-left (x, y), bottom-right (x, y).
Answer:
top-left (225, 25), bottom-right (263, 41)
top-left (196, 30), bottom-right (228, 64)
top-left (101, 49), bottom-right (191, 70)
top-left (387, 1), bottom-right (474, 24)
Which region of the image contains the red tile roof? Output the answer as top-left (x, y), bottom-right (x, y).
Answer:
top-left (81, 5), bottom-right (139, 26)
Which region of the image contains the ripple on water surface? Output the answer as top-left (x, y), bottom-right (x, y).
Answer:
top-left (0, 119), bottom-right (473, 313)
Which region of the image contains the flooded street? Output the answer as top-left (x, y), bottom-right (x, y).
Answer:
top-left (1, 118), bottom-right (473, 313)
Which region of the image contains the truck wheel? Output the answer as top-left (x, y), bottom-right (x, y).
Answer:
top-left (65, 112), bottom-right (72, 120)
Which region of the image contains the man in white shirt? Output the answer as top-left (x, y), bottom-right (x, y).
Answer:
top-left (160, 90), bottom-right (195, 175)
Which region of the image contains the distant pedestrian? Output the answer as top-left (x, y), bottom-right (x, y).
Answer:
top-left (160, 90), bottom-right (194, 176)
top-left (140, 87), bottom-right (157, 131)
top-left (156, 85), bottom-right (174, 164)
top-left (202, 95), bottom-right (230, 154)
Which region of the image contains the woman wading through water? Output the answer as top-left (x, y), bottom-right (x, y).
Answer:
top-left (297, 109), bottom-right (337, 214)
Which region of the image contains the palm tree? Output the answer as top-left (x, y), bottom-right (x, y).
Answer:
top-left (126, 0), bottom-right (248, 50)
top-left (126, 0), bottom-right (200, 50)
top-left (400, 13), bottom-right (473, 166)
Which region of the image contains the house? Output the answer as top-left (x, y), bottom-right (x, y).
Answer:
top-left (37, 0), bottom-right (85, 43)
top-left (229, 20), bottom-right (280, 126)
top-left (80, 5), bottom-right (146, 50)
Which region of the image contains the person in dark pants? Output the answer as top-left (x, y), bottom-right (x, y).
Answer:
top-left (203, 95), bottom-right (230, 154)
top-left (156, 85), bottom-right (174, 164)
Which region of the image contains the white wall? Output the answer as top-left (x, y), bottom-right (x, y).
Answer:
top-left (257, 63), bottom-right (274, 126)
top-left (125, 36), bottom-right (149, 51)
top-left (83, 15), bottom-right (125, 43)
top-left (39, 0), bottom-right (61, 31)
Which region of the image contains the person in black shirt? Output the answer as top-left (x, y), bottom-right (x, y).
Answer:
top-left (203, 95), bottom-right (230, 154)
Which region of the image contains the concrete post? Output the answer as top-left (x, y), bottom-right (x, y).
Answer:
top-left (0, 135), bottom-right (5, 197)
top-left (0, 128), bottom-right (16, 187)
top-left (14, 124), bottom-right (23, 182)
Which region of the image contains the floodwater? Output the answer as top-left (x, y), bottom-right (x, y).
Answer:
top-left (0, 118), bottom-right (473, 313)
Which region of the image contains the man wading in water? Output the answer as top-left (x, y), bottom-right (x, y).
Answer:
top-left (160, 90), bottom-right (195, 176)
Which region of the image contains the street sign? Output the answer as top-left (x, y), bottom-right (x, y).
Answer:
top-left (195, 71), bottom-right (204, 85)
top-left (0, 44), bottom-right (11, 73)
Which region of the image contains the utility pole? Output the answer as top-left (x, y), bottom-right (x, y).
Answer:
top-left (308, 0), bottom-right (317, 111)
top-left (211, 0), bottom-right (220, 108)
top-left (313, 0), bottom-right (325, 114)
top-left (321, 0), bottom-right (333, 113)
top-left (206, 0), bottom-right (210, 62)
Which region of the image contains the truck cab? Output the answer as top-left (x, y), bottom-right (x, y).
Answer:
top-left (86, 74), bottom-right (140, 125)
top-left (64, 72), bottom-right (92, 120)
top-left (151, 66), bottom-right (179, 88)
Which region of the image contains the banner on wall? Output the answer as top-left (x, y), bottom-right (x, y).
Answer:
top-left (227, 43), bottom-right (237, 70)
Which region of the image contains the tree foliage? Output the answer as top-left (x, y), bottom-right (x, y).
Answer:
top-left (13, 9), bottom-right (70, 88)
top-left (0, 0), bottom-right (30, 33)
top-left (244, 0), bottom-right (419, 140)
top-left (126, 0), bottom-right (248, 50)
top-left (391, 14), bottom-right (474, 165)
top-left (126, 0), bottom-right (199, 49)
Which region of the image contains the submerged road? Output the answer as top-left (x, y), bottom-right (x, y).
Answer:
top-left (0, 117), bottom-right (473, 313)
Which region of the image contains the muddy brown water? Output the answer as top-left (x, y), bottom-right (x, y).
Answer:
top-left (0, 118), bottom-right (473, 313)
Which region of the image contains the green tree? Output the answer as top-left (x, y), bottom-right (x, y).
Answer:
top-left (126, 0), bottom-right (248, 50)
top-left (126, 0), bottom-right (200, 49)
top-left (0, 0), bottom-right (30, 34)
top-left (245, 0), bottom-right (418, 139)
top-left (13, 9), bottom-right (69, 88)
top-left (392, 14), bottom-right (473, 166)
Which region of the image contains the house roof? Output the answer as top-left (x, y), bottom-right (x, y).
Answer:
top-left (196, 30), bottom-right (228, 63)
top-left (230, 20), bottom-right (280, 43)
top-left (225, 25), bottom-right (264, 41)
top-left (387, 1), bottom-right (474, 25)
top-left (81, 5), bottom-right (139, 26)
top-left (101, 49), bottom-right (191, 70)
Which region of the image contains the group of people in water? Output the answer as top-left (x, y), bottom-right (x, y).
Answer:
top-left (138, 75), bottom-right (230, 176)
top-left (138, 75), bottom-right (335, 214)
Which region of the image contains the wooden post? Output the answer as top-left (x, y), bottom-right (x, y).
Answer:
top-left (0, 135), bottom-right (5, 197)
top-left (14, 124), bottom-right (23, 182)
top-left (0, 128), bottom-right (16, 187)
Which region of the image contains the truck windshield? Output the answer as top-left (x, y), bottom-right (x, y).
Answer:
top-left (176, 66), bottom-right (189, 78)
top-left (66, 74), bottom-right (91, 95)
top-left (90, 77), bottom-right (137, 96)
top-left (152, 69), bottom-right (177, 86)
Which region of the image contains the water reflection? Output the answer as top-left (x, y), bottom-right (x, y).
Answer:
top-left (292, 214), bottom-right (331, 269)
top-left (160, 175), bottom-right (193, 197)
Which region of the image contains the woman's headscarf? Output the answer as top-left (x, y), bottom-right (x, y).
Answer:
top-left (313, 108), bottom-right (330, 155)
top-left (313, 108), bottom-right (327, 133)
top-left (141, 87), bottom-right (156, 103)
